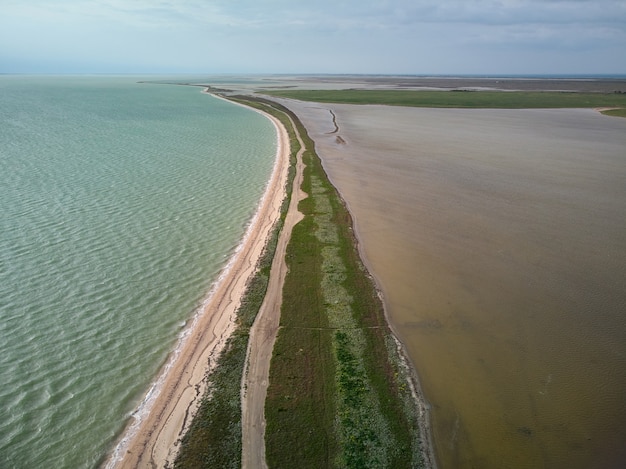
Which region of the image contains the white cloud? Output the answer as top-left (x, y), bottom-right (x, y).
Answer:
top-left (0, 0), bottom-right (624, 73)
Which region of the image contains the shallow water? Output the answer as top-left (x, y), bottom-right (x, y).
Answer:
top-left (0, 76), bottom-right (276, 468)
top-left (285, 102), bottom-right (626, 468)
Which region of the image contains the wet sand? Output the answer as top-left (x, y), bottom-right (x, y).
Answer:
top-left (275, 99), bottom-right (626, 468)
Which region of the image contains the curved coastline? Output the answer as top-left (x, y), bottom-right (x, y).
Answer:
top-left (103, 92), bottom-right (291, 469)
top-left (104, 90), bottom-right (436, 469)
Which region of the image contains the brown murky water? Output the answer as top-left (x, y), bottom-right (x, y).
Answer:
top-left (281, 101), bottom-right (626, 468)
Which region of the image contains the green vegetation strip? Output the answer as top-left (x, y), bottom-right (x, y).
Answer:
top-left (174, 95), bottom-right (427, 468)
top-left (259, 99), bottom-right (426, 468)
top-left (173, 98), bottom-right (298, 469)
top-left (264, 89), bottom-right (626, 110)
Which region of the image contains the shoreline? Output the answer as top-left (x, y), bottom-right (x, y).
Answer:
top-left (104, 89), bottom-right (437, 468)
top-left (102, 92), bottom-right (291, 468)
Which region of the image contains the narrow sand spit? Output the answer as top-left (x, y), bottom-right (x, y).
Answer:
top-left (241, 113), bottom-right (307, 469)
top-left (104, 94), bottom-right (291, 469)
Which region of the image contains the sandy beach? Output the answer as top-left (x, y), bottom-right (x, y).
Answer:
top-left (103, 96), bottom-right (291, 469)
top-left (271, 96), bottom-right (626, 468)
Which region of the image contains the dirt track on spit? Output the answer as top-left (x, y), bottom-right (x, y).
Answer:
top-left (241, 110), bottom-right (307, 469)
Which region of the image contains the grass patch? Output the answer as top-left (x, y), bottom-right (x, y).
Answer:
top-left (601, 108), bottom-right (626, 118)
top-left (263, 89), bottom-right (626, 109)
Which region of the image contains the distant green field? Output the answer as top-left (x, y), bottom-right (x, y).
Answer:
top-left (263, 89), bottom-right (626, 110)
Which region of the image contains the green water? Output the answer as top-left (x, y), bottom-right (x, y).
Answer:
top-left (0, 76), bottom-right (276, 468)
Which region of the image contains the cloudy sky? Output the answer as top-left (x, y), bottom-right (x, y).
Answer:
top-left (1, 0), bottom-right (625, 75)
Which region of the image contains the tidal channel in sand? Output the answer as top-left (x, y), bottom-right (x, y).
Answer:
top-left (277, 99), bottom-right (626, 468)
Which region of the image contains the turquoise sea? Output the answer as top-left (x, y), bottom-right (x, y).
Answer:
top-left (0, 76), bottom-right (276, 468)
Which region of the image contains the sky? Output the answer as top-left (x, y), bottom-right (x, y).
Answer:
top-left (1, 0), bottom-right (625, 75)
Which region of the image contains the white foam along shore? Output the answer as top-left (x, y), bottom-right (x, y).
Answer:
top-left (103, 90), bottom-right (291, 469)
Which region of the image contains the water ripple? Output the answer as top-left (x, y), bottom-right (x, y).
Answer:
top-left (0, 76), bottom-right (276, 468)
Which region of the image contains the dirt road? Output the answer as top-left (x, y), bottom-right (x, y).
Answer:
top-left (241, 111), bottom-right (307, 469)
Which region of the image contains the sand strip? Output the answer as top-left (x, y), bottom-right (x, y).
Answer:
top-left (103, 93), bottom-right (291, 469)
